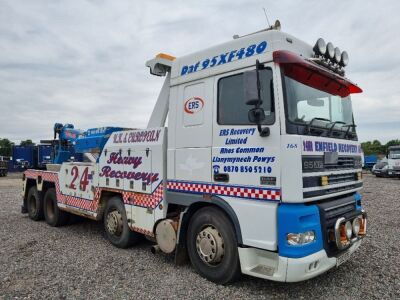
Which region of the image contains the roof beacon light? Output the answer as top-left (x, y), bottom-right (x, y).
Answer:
top-left (334, 47), bottom-right (341, 64)
top-left (340, 51), bottom-right (349, 67)
top-left (313, 38), bottom-right (326, 56)
top-left (325, 42), bottom-right (335, 60)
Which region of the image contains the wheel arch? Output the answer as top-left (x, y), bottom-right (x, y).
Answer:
top-left (166, 191), bottom-right (243, 246)
top-left (96, 190), bottom-right (125, 220)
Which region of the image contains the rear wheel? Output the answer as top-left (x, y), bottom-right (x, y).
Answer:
top-left (187, 207), bottom-right (241, 284)
top-left (103, 196), bottom-right (141, 248)
top-left (27, 186), bottom-right (44, 221)
top-left (44, 188), bottom-right (69, 227)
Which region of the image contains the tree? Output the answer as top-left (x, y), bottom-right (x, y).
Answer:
top-left (20, 139), bottom-right (35, 146)
top-left (361, 139), bottom-right (400, 156)
top-left (0, 138), bottom-right (14, 157)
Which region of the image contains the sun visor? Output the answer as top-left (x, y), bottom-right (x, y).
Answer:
top-left (273, 50), bottom-right (362, 97)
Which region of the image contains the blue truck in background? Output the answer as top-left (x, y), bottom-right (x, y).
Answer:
top-left (364, 155), bottom-right (378, 170)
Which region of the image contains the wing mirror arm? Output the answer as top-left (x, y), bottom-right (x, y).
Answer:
top-left (244, 60), bottom-right (270, 137)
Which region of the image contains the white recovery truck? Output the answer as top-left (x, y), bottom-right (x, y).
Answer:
top-left (387, 145), bottom-right (400, 177)
top-left (22, 23), bottom-right (367, 284)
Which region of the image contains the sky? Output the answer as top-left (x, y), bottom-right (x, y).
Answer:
top-left (0, 0), bottom-right (399, 144)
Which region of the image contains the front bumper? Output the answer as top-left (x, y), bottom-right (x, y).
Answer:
top-left (238, 240), bottom-right (362, 282)
top-left (388, 170), bottom-right (400, 177)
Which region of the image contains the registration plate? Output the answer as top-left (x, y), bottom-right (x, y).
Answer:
top-left (336, 250), bottom-right (352, 267)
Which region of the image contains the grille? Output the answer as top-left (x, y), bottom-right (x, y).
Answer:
top-left (325, 156), bottom-right (355, 170)
top-left (327, 173), bottom-right (357, 184)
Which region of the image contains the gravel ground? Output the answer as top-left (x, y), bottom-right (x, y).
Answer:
top-left (0, 172), bottom-right (399, 299)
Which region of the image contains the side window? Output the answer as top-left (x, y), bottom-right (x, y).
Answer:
top-left (217, 68), bottom-right (274, 125)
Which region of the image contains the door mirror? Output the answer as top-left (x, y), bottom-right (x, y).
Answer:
top-left (243, 70), bottom-right (260, 105)
top-left (248, 107), bottom-right (266, 123)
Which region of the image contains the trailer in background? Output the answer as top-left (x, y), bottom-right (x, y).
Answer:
top-left (12, 145), bottom-right (35, 170)
top-left (36, 144), bottom-right (52, 169)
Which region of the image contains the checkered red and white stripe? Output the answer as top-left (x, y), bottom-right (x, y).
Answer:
top-left (131, 226), bottom-right (154, 237)
top-left (167, 180), bottom-right (281, 201)
top-left (25, 170), bottom-right (97, 211)
top-left (126, 183), bottom-right (163, 208)
top-left (25, 170), bottom-right (164, 211)
top-left (25, 169), bottom-right (162, 236)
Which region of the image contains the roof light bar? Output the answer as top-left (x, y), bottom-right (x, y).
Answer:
top-left (312, 38), bottom-right (350, 74)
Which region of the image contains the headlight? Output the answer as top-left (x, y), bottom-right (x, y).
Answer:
top-left (382, 165), bottom-right (389, 170)
top-left (287, 231), bottom-right (315, 245)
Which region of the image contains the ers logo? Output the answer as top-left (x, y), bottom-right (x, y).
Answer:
top-left (184, 97), bottom-right (204, 114)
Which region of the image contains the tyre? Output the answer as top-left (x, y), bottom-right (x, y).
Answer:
top-left (43, 188), bottom-right (69, 227)
top-left (186, 206), bottom-right (241, 284)
top-left (103, 196), bottom-right (141, 248)
top-left (27, 186), bottom-right (44, 221)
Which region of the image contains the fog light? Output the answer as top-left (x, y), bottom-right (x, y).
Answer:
top-left (359, 216), bottom-right (367, 236)
top-left (321, 175), bottom-right (329, 186)
top-left (287, 231), bottom-right (315, 245)
top-left (352, 217), bottom-right (361, 236)
top-left (345, 221), bottom-right (352, 239)
top-left (335, 218), bottom-right (350, 249)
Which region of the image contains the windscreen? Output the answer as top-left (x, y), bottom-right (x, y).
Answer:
top-left (389, 149), bottom-right (400, 159)
top-left (284, 75), bottom-right (354, 125)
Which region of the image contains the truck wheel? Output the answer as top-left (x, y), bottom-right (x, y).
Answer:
top-left (27, 186), bottom-right (44, 221)
top-left (44, 188), bottom-right (69, 227)
top-left (186, 206), bottom-right (241, 284)
top-left (103, 196), bottom-right (141, 248)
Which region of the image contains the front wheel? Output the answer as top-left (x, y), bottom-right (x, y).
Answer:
top-left (187, 207), bottom-right (241, 284)
top-left (103, 196), bottom-right (141, 248)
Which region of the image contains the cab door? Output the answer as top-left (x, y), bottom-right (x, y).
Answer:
top-left (211, 63), bottom-right (282, 250)
top-left (212, 64), bottom-right (281, 191)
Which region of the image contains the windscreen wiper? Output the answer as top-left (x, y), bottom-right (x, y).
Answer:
top-left (305, 117), bottom-right (330, 135)
top-left (342, 124), bottom-right (357, 139)
top-left (328, 121), bottom-right (346, 136)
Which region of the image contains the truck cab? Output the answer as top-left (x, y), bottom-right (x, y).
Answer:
top-left (22, 24), bottom-right (367, 284)
top-left (387, 145), bottom-right (400, 177)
